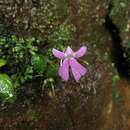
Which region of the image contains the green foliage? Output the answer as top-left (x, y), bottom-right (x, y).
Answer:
top-left (0, 59), bottom-right (6, 67)
top-left (112, 75), bottom-right (120, 86)
top-left (20, 66), bottom-right (34, 84)
top-left (112, 75), bottom-right (121, 104)
top-left (109, 0), bottom-right (129, 31)
top-left (110, 0), bottom-right (127, 16)
top-left (31, 54), bottom-right (47, 74)
top-left (0, 21), bottom-right (75, 102)
top-left (0, 54), bottom-right (14, 103)
top-left (46, 64), bottom-right (58, 78)
top-left (0, 74), bottom-right (15, 102)
top-left (42, 78), bottom-right (55, 96)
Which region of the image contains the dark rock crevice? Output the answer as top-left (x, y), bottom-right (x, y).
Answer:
top-left (105, 15), bottom-right (130, 79)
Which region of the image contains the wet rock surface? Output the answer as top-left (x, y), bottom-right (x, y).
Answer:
top-left (0, 0), bottom-right (130, 130)
top-left (109, 0), bottom-right (130, 77)
top-left (0, 57), bottom-right (113, 130)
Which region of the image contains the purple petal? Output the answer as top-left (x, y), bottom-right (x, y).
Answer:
top-left (70, 58), bottom-right (87, 81)
top-left (70, 65), bottom-right (81, 82)
top-left (71, 58), bottom-right (87, 75)
top-left (52, 48), bottom-right (65, 59)
top-left (59, 59), bottom-right (69, 81)
top-left (65, 46), bottom-right (73, 56)
top-left (74, 46), bottom-right (87, 58)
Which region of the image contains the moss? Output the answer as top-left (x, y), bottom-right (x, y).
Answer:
top-left (110, 0), bottom-right (128, 16)
top-left (109, 0), bottom-right (129, 31)
top-left (112, 75), bottom-right (122, 104)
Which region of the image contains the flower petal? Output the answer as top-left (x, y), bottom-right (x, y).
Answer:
top-left (71, 58), bottom-right (87, 75)
top-left (70, 65), bottom-right (81, 82)
top-left (59, 59), bottom-right (69, 81)
top-left (52, 48), bottom-right (65, 59)
top-left (74, 46), bottom-right (87, 58)
top-left (70, 58), bottom-right (87, 81)
top-left (65, 46), bottom-right (73, 56)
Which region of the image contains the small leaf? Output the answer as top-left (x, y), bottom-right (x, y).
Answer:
top-left (0, 38), bottom-right (6, 45)
top-left (0, 59), bottom-right (7, 67)
top-left (12, 35), bottom-right (18, 43)
top-left (112, 75), bottom-right (120, 85)
top-left (46, 64), bottom-right (58, 78)
top-left (31, 54), bottom-right (47, 73)
top-left (0, 74), bottom-right (15, 102)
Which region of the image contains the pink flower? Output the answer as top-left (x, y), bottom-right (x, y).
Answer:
top-left (52, 46), bottom-right (87, 82)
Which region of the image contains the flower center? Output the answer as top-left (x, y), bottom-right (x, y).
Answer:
top-left (65, 53), bottom-right (75, 59)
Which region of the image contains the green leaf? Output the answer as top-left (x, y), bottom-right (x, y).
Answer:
top-left (0, 59), bottom-right (7, 67)
top-left (46, 64), bottom-right (58, 78)
top-left (0, 38), bottom-right (6, 45)
top-left (0, 74), bottom-right (15, 102)
top-left (31, 54), bottom-right (47, 73)
top-left (112, 75), bottom-right (120, 86)
top-left (12, 35), bottom-right (18, 42)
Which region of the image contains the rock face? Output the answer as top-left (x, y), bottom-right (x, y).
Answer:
top-left (0, 0), bottom-right (128, 130)
top-left (109, 0), bottom-right (130, 77)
